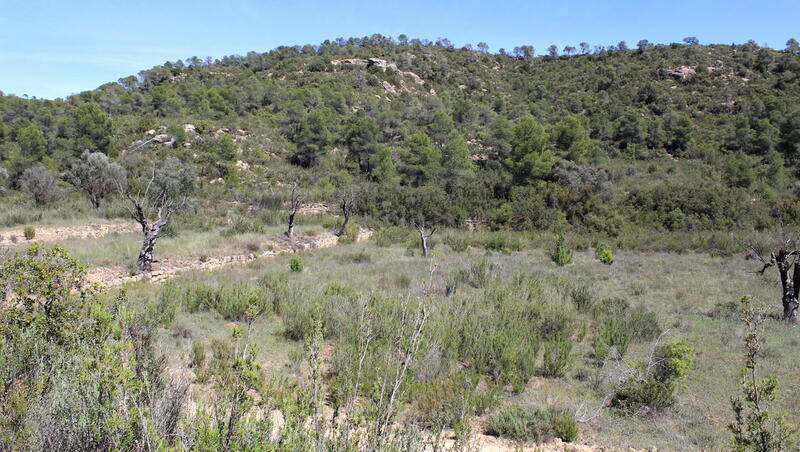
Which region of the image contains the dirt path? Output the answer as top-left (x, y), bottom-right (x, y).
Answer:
top-left (0, 221), bottom-right (137, 247)
top-left (85, 229), bottom-right (373, 287)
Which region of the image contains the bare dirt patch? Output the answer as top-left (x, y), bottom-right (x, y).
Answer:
top-left (86, 228), bottom-right (373, 287)
top-left (0, 222), bottom-right (137, 247)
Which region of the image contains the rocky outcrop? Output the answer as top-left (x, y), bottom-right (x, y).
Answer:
top-left (665, 66), bottom-right (696, 80)
top-left (382, 80), bottom-right (397, 94)
top-left (331, 58), bottom-right (397, 71)
top-left (331, 58), bottom-right (425, 88)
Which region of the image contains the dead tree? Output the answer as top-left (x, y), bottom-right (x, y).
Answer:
top-left (413, 222), bottom-right (436, 258)
top-left (752, 240), bottom-right (800, 322)
top-left (334, 190), bottom-right (356, 237)
top-left (285, 185), bottom-right (303, 239)
top-left (118, 165), bottom-right (189, 273)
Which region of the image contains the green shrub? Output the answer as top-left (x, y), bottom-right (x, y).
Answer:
top-left (411, 370), bottom-right (497, 434)
top-left (708, 300), bottom-right (740, 321)
top-left (595, 242), bottom-right (614, 264)
top-left (23, 226), bottom-right (35, 240)
top-left (482, 232), bottom-right (524, 253)
top-left (611, 379), bottom-right (677, 414)
top-left (486, 405), bottom-right (579, 442)
top-left (597, 317), bottom-right (633, 359)
top-left (468, 328), bottom-right (540, 392)
top-left (443, 234), bottom-right (469, 252)
top-left (0, 207), bottom-right (42, 227)
top-left (467, 257), bottom-right (493, 288)
top-left (627, 306), bottom-right (662, 341)
top-left (184, 284), bottom-right (272, 321)
top-left (190, 340), bottom-right (206, 369)
top-left (552, 235), bottom-right (572, 266)
top-left (335, 222), bottom-right (360, 244)
top-left (221, 217), bottom-right (265, 236)
top-left (541, 335), bottom-right (574, 378)
top-left (19, 165), bottom-right (59, 205)
top-left (537, 301), bottom-right (577, 340)
top-left (570, 284), bottom-right (595, 312)
top-left (372, 225), bottom-right (411, 247)
top-left (611, 341), bottom-right (694, 414)
top-left (289, 255), bottom-right (304, 272)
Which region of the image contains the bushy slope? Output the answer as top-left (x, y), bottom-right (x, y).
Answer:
top-left (2, 36), bottom-right (800, 233)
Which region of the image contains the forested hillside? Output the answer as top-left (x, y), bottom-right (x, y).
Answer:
top-left (2, 35), bottom-right (800, 234)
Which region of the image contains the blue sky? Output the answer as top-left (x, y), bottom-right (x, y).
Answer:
top-left (1, 0), bottom-right (798, 99)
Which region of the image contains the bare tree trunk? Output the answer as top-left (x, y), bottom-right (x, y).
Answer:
top-left (755, 247), bottom-right (799, 322)
top-left (285, 211), bottom-right (296, 239)
top-left (335, 195), bottom-right (354, 237)
top-left (285, 185), bottom-right (302, 239)
top-left (414, 222), bottom-right (436, 258)
top-left (137, 219), bottom-right (167, 272)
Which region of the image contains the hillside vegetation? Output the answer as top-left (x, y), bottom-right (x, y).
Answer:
top-left (2, 36), bottom-right (800, 236)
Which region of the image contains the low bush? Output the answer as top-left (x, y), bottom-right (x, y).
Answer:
top-left (289, 255), bottom-right (304, 272)
top-left (221, 217), bottom-right (265, 236)
top-left (552, 235), bottom-right (572, 266)
top-left (184, 284), bottom-right (272, 321)
top-left (541, 335), bottom-right (574, 378)
top-left (610, 341), bottom-right (694, 414)
top-left (595, 242), bottom-right (614, 264)
top-left (442, 234), bottom-right (470, 252)
top-left (23, 226), bottom-right (35, 240)
top-left (411, 370), bottom-right (497, 434)
top-left (482, 232), bottom-right (524, 253)
top-left (486, 404), bottom-right (579, 443)
top-left (19, 165), bottom-right (59, 205)
top-left (335, 222), bottom-right (360, 244)
top-left (708, 300), bottom-right (740, 321)
top-left (0, 207), bottom-right (42, 227)
top-left (372, 225), bottom-right (411, 247)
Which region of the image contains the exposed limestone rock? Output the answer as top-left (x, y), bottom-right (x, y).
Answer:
top-left (665, 66), bottom-right (696, 80)
top-left (151, 134), bottom-right (172, 144)
top-left (381, 80), bottom-right (397, 94)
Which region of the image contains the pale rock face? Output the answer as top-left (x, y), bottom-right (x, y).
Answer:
top-left (666, 66), bottom-right (697, 80)
top-left (381, 80), bottom-right (397, 94)
top-left (151, 134), bottom-right (171, 144)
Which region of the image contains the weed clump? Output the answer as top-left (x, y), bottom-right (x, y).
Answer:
top-left (486, 404), bottom-right (579, 443)
top-left (552, 235), bottom-right (572, 266)
top-left (289, 255), bottom-right (304, 272)
top-left (610, 341), bottom-right (694, 414)
top-left (595, 242), bottom-right (613, 264)
top-left (372, 225), bottom-right (411, 247)
top-left (23, 226), bottom-right (35, 240)
top-left (184, 284), bottom-right (272, 321)
top-left (541, 335), bottom-right (574, 378)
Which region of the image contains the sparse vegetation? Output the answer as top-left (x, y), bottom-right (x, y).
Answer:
top-left (486, 404), bottom-right (579, 443)
top-left (22, 226), bottom-right (35, 240)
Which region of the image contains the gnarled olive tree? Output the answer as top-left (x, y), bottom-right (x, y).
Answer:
top-left (118, 158), bottom-right (195, 272)
top-left (752, 238), bottom-right (800, 322)
top-left (66, 150), bottom-right (127, 208)
top-left (284, 184), bottom-right (303, 239)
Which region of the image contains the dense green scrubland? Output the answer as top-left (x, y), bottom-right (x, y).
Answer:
top-left (2, 36), bottom-right (800, 236)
